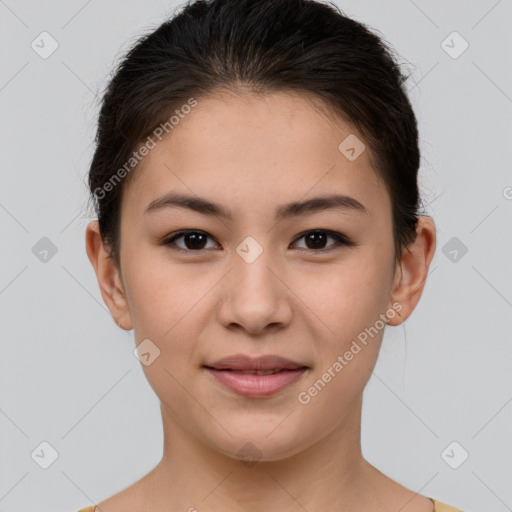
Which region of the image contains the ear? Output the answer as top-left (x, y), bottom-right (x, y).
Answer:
top-left (387, 216), bottom-right (436, 326)
top-left (85, 220), bottom-right (133, 330)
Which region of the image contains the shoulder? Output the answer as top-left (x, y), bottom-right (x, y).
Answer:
top-left (77, 500), bottom-right (464, 512)
top-left (433, 500), bottom-right (466, 512)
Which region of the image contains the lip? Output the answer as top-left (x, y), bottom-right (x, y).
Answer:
top-left (203, 354), bottom-right (309, 398)
top-left (204, 367), bottom-right (308, 397)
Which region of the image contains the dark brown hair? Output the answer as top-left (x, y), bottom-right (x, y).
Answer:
top-left (87, 0), bottom-right (424, 269)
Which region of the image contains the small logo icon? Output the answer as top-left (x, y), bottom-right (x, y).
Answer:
top-left (32, 237), bottom-right (58, 262)
top-left (133, 338), bottom-right (161, 366)
top-left (31, 31), bottom-right (59, 59)
top-left (237, 441), bottom-right (263, 467)
top-left (236, 236), bottom-right (263, 263)
top-left (31, 441), bottom-right (59, 469)
top-left (441, 31), bottom-right (469, 59)
top-left (441, 441), bottom-right (469, 469)
top-left (338, 134), bottom-right (365, 161)
top-left (442, 236), bottom-right (468, 263)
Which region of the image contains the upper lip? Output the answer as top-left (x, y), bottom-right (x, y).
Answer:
top-left (204, 354), bottom-right (308, 371)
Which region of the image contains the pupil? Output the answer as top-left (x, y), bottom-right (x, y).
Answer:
top-left (306, 231), bottom-right (326, 249)
top-left (186, 233), bottom-right (207, 250)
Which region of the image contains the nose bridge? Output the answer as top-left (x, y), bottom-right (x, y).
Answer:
top-left (233, 234), bottom-right (280, 302)
top-left (217, 234), bottom-right (292, 333)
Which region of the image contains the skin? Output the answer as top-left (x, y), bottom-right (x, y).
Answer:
top-left (86, 90), bottom-right (436, 512)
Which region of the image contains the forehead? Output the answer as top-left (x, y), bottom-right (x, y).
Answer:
top-left (121, 90), bottom-right (389, 220)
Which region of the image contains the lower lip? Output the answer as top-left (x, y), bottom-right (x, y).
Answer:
top-left (204, 367), bottom-right (307, 397)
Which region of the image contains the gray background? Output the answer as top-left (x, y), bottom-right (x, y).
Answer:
top-left (1, 1), bottom-right (511, 511)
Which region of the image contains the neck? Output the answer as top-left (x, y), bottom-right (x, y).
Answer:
top-left (145, 396), bottom-right (384, 512)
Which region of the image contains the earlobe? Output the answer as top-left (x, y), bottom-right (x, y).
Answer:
top-left (85, 220), bottom-right (133, 330)
top-left (387, 216), bottom-right (436, 326)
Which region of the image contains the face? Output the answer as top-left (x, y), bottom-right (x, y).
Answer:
top-left (87, 90), bottom-right (433, 462)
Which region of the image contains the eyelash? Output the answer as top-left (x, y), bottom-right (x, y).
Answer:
top-left (162, 229), bottom-right (355, 254)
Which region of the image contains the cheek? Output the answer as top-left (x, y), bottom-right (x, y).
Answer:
top-left (123, 254), bottom-right (219, 375)
top-left (125, 273), bottom-right (172, 336)
top-left (296, 255), bottom-right (391, 340)
top-left (123, 262), bottom-right (207, 406)
top-left (122, 254), bottom-right (197, 342)
top-left (295, 263), bottom-right (388, 422)
top-left (293, 255), bottom-right (392, 409)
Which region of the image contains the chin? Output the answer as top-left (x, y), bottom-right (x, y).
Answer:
top-left (204, 420), bottom-right (313, 464)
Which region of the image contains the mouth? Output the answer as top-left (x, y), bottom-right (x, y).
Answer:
top-left (203, 354), bottom-right (309, 397)
top-left (205, 368), bottom-right (305, 375)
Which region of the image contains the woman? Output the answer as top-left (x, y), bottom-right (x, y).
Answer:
top-left (80, 0), bottom-right (464, 510)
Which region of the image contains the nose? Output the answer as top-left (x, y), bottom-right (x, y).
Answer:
top-left (216, 248), bottom-right (293, 336)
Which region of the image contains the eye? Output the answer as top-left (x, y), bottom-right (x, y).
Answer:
top-left (291, 229), bottom-right (355, 252)
top-left (162, 229), bottom-right (354, 253)
top-left (162, 230), bottom-right (219, 252)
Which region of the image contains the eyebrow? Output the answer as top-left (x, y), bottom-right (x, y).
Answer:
top-left (144, 192), bottom-right (369, 220)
